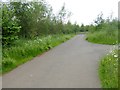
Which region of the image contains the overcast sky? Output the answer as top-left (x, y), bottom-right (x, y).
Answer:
top-left (45, 0), bottom-right (119, 25)
top-left (2, 0), bottom-right (119, 25)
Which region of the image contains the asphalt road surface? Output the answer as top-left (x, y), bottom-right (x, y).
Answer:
top-left (2, 34), bottom-right (112, 88)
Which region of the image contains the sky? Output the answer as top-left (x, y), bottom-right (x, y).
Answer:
top-left (45, 0), bottom-right (119, 25)
top-left (1, 0), bottom-right (119, 25)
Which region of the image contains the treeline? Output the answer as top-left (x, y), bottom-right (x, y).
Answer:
top-left (1, 1), bottom-right (85, 46)
top-left (2, 1), bottom-right (118, 46)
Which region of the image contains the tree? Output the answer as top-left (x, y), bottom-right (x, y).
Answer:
top-left (94, 12), bottom-right (105, 30)
top-left (80, 24), bottom-right (85, 32)
top-left (2, 4), bottom-right (21, 46)
top-left (10, 1), bottom-right (50, 38)
top-left (56, 4), bottom-right (72, 33)
top-left (10, 2), bottom-right (33, 38)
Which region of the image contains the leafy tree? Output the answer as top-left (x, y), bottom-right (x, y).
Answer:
top-left (80, 24), bottom-right (85, 32)
top-left (2, 4), bottom-right (21, 46)
top-left (56, 4), bottom-right (72, 33)
top-left (72, 22), bottom-right (80, 33)
top-left (10, 2), bottom-right (32, 38)
top-left (10, 1), bottom-right (53, 38)
top-left (94, 12), bottom-right (105, 30)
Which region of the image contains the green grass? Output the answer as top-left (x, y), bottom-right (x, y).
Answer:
top-left (99, 49), bottom-right (118, 88)
top-left (2, 34), bottom-right (74, 74)
top-left (86, 30), bottom-right (118, 45)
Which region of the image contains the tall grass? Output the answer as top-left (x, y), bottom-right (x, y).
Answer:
top-left (86, 30), bottom-right (118, 45)
top-left (2, 34), bottom-right (74, 74)
top-left (99, 49), bottom-right (118, 88)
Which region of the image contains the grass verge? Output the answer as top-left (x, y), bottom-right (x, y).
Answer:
top-left (2, 34), bottom-right (74, 74)
top-left (99, 49), bottom-right (118, 88)
top-left (86, 31), bottom-right (118, 45)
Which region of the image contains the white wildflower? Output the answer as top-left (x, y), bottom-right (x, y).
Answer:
top-left (114, 54), bottom-right (118, 58)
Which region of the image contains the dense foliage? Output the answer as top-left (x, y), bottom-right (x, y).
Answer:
top-left (2, 1), bottom-right (83, 46)
top-left (2, 4), bottom-right (21, 46)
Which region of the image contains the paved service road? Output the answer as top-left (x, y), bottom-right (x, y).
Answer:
top-left (2, 34), bottom-right (112, 88)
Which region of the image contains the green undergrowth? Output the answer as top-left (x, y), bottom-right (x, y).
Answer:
top-left (1, 34), bottom-right (74, 74)
top-left (86, 30), bottom-right (118, 45)
top-left (99, 49), bottom-right (118, 88)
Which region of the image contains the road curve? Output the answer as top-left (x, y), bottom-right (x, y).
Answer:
top-left (2, 34), bottom-right (112, 88)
